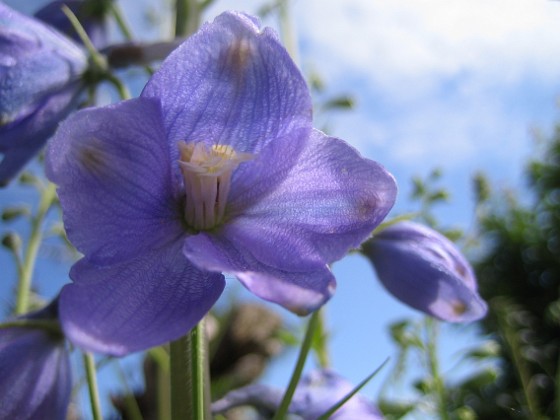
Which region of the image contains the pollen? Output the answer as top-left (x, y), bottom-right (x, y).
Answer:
top-left (178, 141), bottom-right (253, 230)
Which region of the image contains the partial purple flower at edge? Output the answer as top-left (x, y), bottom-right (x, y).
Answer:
top-left (0, 3), bottom-right (87, 185)
top-left (46, 11), bottom-right (397, 356)
top-left (212, 369), bottom-right (384, 419)
top-left (0, 300), bottom-right (71, 420)
top-left (361, 221), bottom-right (488, 322)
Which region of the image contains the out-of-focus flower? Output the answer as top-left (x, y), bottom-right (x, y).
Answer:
top-left (46, 11), bottom-right (397, 356)
top-left (362, 221), bottom-right (487, 322)
top-left (212, 369), bottom-right (384, 419)
top-left (0, 3), bottom-right (87, 185)
top-left (0, 300), bottom-right (71, 420)
top-left (34, 0), bottom-right (110, 49)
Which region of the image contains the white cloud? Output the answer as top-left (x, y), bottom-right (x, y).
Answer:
top-left (284, 0), bottom-right (560, 176)
top-left (296, 0), bottom-right (560, 96)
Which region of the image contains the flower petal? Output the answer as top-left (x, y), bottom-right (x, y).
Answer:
top-left (212, 369), bottom-right (384, 420)
top-left (141, 11), bottom-right (312, 154)
top-left (59, 240), bottom-right (225, 355)
top-left (46, 97), bottom-right (183, 265)
top-left (226, 129), bottom-right (397, 271)
top-left (363, 222), bottom-right (488, 322)
top-left (0, 3), bottom-right (85, 125)
top-left (0, 303), bottom-right (71, 420)
top-left (0, 86), bottom-right (80, 185)
top-left (183, 233), bottom-right (335, 315)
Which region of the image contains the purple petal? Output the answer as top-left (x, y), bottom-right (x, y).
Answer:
top-left (183, 233), bottom-right (335, 315)
top-left (212, 369), bottom-right (383, 420)
top-left (292, 370), bottom-right (384, 420)
top-left (59, 240), bottom-right (225, 355)
top-left (141, 11), bottom-right (312, 155)
top-left (46, 97), bottom-right (184, 265)
top-left (225, 129), bottom-right (397, 271)
top-left (363, 221), bottom-right (488, 322)
top-left (0, 2), bottom-right (86, 184)
top-left (0, 3), bottom-right (85, 124)
top-left (0, 305), bottom-right (71, 420)
top-left (0, 86), bottom-right (81, 185)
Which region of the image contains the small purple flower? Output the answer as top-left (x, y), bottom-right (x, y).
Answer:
top-left (212, 369), bottom-right (384, 419)
top-left (362, 221), bottom-right (487, 322)
top-left (46, 12), bottom-right (397, 356)
top-left (34, 0), bottom-right (109, 49)
top-left (0, 3), bottom-right (87, 185)
top-left (0, 301), bottom-right (71, 420)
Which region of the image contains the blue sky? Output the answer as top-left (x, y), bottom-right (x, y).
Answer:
top-left (2, 0), bottom-right (560, 417)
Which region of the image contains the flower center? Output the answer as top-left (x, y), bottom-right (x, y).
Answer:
top-left (178, 141), bottom-right (253, 230)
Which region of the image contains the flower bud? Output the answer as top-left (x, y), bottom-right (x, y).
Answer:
top-left (362, 221), bottom-right (487, 322)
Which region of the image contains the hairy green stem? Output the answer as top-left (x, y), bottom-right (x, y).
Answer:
top-left (273, 310), bottom-right (320, 420)
top-left (425, 318), bottom-right (449, 420)
top-left (84, 352), bottom-right (103, 420)
top-left (494, 299), bottom-right (541, 419)
top-left (170, 320), bottom-right (210, 420)
top-left (15, 183), bottom-right (56, 315)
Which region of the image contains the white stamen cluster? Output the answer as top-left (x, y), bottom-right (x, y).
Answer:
top-left (178, 141), bottom-right (252, 230)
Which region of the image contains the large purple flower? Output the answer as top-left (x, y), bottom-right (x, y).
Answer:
top-left (0, 3), bottom-right (87, 185)
top-left (46, 12), bottom-right (397, 356)
top-left (212, 369), bottom-right (384, 419)
top-left (0, 301), bottom-right (71, 420)
top-left (362, 221), bottom-right (487, 322)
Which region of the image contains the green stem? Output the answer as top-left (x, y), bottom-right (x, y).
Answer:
top-left (175, 0), bottom-right (199, 37)
top-left (108, 2), bottom-right (134, 40)
top-left (0, 319), bottom-right (61, 335)
top-left (278, 0), bottom-right (299, 64)
top-left (494, 299), bottom-right (541, 419)
top-left (170, 320), bottom-right (210, 420)
top-left (273, 311), bottom-right (320, 420)
top-left (425, 317), bottom-right (449, 420)
top-left (108, 2), bottom-right (154, 75)
top-left (15, 183), bottom-right (56, 315)
top-left (115, 361), bottom-right (144, 420)
top-left (314, 308), bottom-right (330, 368)
top-left (84, 352), bottom-right (103, 420)
top-left (105, 74), bottom-right (131, 100)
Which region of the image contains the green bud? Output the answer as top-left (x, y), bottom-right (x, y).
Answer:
top-left (2, 232), bottom-right (22, 253)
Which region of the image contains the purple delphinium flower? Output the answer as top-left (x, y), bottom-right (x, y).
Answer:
top-left (212, 369), bottom-right (384, 419)
top-left (0, 3), bottom-right (87, 185)
top-left (34, 0), bottom-right (110, 49)
top-left (362, 221), bottom-right (487, 322)
top-left (0, 300), bottom-right (71, 420)
top-left (46, 11), bottom-right (397, 356)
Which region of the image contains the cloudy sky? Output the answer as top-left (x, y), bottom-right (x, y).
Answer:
top-left (3, 0), bottom-right (560, 415)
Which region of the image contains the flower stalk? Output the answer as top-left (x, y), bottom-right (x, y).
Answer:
top-left (273, 310), bottom-right (320, 420)
top-left (170, 320), bottom-right (210, 420)
top-left (84, 352), bottom-right (103, 420)
top-left (15, 182), bottom-right (56, 315)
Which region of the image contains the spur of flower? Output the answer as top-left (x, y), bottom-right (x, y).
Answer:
top-left (0, 300), bottom-right (71, 420)
top-left (47, 11), bottom-right (397, 356)
top-left (0, 2), bottom-right (87, 185)
top-left (362, 221), bottom-right (487, 322)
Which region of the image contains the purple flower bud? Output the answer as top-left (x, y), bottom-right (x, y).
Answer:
top-left (212, 369), bottom-right (384, 419)
top-left (0, 301), bottom-right (71, 420)
top-left (34, 0), bottom-right (110, 49)
top-left (0, 3), bottom-right (87, 185)
top-left (362, 221), bottom-right (487, 322)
